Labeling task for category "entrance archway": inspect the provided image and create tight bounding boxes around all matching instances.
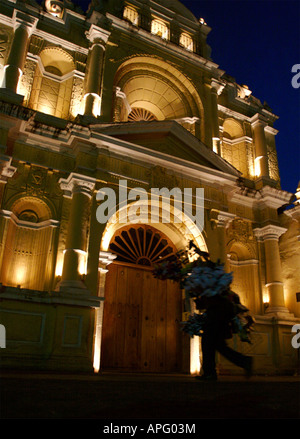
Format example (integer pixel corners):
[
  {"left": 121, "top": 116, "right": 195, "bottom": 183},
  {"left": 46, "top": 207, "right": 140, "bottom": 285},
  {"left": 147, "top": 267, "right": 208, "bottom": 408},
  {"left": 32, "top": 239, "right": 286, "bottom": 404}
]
[
  {"left": 94, "top": 199, "right": 208, "bottom": 374},
  {"left": 101, "top": 225, "right": 183, "bottom": 373}
]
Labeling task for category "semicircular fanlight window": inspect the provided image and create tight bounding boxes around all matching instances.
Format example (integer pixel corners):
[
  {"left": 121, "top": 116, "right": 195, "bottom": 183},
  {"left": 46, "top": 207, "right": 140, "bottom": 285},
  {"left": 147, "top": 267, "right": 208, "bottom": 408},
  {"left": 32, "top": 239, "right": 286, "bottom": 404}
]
[
  {"left": 128, "top": 108, "right": 157, "bottom": 122},
  {"left": 109, "top": 225, "right": 176, "bottom": 266}
]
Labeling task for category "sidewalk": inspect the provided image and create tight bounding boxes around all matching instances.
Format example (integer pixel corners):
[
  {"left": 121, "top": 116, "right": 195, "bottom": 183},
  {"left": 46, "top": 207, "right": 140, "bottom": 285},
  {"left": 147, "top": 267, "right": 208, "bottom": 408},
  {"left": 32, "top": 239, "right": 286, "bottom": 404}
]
[{"left": 1, "top": 370, "right": 300, "bottom": 420}]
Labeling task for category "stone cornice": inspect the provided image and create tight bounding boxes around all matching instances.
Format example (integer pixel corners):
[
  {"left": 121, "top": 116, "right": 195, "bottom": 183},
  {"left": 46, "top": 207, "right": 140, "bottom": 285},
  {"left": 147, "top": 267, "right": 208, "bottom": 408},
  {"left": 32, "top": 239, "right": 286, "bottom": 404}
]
[{"left": 256, "top": 185, "right": 293, "bottom": 210}]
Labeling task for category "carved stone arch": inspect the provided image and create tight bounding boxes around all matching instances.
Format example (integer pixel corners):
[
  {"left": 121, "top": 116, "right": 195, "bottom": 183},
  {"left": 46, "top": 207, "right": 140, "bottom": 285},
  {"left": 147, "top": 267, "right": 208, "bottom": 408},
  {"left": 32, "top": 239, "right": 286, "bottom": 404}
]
[
  {"left": 6, "top": 191, "right": 58, "bottom": 221},
  {"left": 8, "top": 195, "right": 54, "bottom": 222},
  {"left": 227, "top": 239, "right": 256, "bottom": 262}
]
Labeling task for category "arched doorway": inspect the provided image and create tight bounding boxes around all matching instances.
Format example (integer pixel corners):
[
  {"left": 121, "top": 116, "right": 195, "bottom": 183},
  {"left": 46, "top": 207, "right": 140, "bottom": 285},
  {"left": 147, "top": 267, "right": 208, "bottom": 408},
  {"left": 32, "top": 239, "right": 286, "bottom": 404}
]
[{"left": 100, "top": 224, "right": 184, "bottom": 373}]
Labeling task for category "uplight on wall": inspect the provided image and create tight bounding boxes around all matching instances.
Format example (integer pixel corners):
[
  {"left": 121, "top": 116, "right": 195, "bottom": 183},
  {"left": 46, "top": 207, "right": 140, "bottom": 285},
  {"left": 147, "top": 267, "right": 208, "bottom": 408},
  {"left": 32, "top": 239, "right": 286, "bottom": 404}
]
[
  {"left": 55, "top": 257, "right": 64, "bottom": 277},
  {"left": 263, "top": 291, "right": 270, "bottom": 305},
  {"left": 190, "top": 336, "right": 201, "bottom": 375},
  {"left": 84, "top": 93, "right": 101, "bottom": 118},
  {"left": 254, "top": 156, "right": 262, "bottom": 177},
  {"left": 15, "top": 266, "right": 26, "bottom": 288}
]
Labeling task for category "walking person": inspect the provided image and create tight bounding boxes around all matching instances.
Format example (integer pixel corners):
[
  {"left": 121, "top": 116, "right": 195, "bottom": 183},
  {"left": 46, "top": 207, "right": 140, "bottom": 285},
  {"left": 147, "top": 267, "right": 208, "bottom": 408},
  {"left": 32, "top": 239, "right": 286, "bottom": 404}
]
[{"left": 195, "top": 294, "right": 253, "bottom": 381}]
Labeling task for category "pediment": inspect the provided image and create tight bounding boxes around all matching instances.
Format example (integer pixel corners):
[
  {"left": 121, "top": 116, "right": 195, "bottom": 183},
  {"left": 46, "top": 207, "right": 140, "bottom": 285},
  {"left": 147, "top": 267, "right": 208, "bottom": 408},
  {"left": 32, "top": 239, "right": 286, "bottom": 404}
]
[{"left": 95, "top": 120, "right": 241, "bottom": 177}]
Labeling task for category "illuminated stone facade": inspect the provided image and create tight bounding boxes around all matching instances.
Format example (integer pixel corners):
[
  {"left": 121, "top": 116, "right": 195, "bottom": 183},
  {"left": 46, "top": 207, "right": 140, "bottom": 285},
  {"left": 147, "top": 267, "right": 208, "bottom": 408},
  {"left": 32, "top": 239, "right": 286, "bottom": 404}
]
[{"left": 0, "top": 0, "right": 299, "bottom": 374}]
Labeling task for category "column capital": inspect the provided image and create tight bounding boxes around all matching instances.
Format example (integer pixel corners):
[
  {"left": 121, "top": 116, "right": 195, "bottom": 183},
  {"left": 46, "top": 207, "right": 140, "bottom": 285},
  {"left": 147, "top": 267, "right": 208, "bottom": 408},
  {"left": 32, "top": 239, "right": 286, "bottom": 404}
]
[
  {"left": 0, "top": 156, "right": 17, "bottom": 183},
  {"left": 12, "top": 10, "right": 38, "bottom": 36},
  {"left": 85, "top": 24, "right": 111, "bottom": 46},
  {"left": 59, "top": 173, "right": 96, "bottom": 198},
  {"left": 250, "top": 113, "right": 268, "bottom": 129},
  {"left": 211, "top": 79, "right": 225, "bottom": 96},
  {"left": 217, "top": 211, "right": 236, "bottom": 228},
  {"left": 253, "top": 224, "right": 287, "bottom": 241}
]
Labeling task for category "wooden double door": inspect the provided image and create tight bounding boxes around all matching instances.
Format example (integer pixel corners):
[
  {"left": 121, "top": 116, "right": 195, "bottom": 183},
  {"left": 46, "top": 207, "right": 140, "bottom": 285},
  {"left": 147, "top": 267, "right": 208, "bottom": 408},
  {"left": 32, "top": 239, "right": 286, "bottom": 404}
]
[{"left": 101, "top": 263, "right": 183, "bottom": 373}]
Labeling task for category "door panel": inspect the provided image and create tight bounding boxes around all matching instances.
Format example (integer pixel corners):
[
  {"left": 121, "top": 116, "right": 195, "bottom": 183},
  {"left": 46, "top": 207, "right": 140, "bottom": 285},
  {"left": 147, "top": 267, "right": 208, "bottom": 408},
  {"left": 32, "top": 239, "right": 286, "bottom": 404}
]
[{"left": 101, "top": 263, "right": 182, "bottom": 372}]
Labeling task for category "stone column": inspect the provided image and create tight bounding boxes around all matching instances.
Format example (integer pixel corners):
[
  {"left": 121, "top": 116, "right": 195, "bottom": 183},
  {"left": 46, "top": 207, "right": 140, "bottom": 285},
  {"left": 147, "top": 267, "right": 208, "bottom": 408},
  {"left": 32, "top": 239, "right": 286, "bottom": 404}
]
[
  {"left": 93, "top": 251, "right": 116, "bottom": 372},
  {"left": 210, "top": 79, "right": 224, "bottom": 154},
  {"left": 85, "top": 194, "right": 107, "bottom": 296},
  {"left": 251, "top": 114, "right": 269, "bottom": 178},
  {"left": 2, "top": 12, "right": 37, "bottom": 98},
  {"left": 0, "top": 157, "right": 17, "bottom": 273},
  {"left": 59, "top": 173, "right": 96, "bottom": 292},
  {"left": 254, "top": 225, "right": 289, "bottom": 315},
  {"left": 84, "top": 25, "right": 110, "bottom": 117},
  {"left": 217, "top": 211, "right": 235, "bottom": 271}
]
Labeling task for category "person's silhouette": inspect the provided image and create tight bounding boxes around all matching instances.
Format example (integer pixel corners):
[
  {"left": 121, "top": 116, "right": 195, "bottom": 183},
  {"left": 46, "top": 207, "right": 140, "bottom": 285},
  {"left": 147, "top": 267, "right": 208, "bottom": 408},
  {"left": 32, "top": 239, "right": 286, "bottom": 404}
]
[{"left": 195, "top": 295, "right": 253, "bottom": 381}]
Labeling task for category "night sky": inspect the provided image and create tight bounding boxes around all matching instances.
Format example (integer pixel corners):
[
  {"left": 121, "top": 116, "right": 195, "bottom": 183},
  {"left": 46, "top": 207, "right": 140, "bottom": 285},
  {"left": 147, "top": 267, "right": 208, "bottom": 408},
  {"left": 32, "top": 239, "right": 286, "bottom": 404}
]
[{"left": 73, "top": 0, "right": 299, "bottom": 195}]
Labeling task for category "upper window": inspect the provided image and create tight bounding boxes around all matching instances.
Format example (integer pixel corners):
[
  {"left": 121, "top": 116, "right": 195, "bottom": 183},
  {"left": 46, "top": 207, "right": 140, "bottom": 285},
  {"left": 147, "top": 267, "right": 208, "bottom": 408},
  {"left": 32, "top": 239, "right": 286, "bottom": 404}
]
[
  {"left": 151, "top": 18, "right": 169, "bottom": 40},
  {"left": 180, "top": 33, "right": 194, "bottom": 52},
  {"left": 123, "top": 6, "right": 139, "bottom": 25}
]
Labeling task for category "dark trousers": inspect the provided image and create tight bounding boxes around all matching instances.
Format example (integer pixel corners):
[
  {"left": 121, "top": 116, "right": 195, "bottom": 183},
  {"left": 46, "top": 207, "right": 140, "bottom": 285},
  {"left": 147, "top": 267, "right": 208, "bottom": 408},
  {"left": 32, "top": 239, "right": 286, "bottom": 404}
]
[{"left": 201, "top": 331, "right": 249, "bottom": 376}]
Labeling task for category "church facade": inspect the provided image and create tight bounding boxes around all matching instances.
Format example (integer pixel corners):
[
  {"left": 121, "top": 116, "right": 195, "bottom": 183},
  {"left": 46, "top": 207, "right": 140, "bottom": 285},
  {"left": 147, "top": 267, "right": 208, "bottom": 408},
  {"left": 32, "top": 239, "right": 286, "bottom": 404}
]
[{"left": 0, "top": 0, "right": 299, "bottom": 375}]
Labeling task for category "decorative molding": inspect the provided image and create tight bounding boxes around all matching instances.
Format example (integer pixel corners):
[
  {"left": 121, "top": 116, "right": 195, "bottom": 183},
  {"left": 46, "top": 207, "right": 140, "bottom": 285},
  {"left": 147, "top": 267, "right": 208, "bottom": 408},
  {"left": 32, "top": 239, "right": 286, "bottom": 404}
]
[
  {"left": 222, "top": 135, "right": 253, "bottom": 145},
  {"left": 229, "top": 258, "right": 259, "bottom": 266},
  {"left": 99, "top": 251, "right": 117, "bottom": 267},
  {"left": 0, "top": 209, "right": 59, "bottom": 229}
]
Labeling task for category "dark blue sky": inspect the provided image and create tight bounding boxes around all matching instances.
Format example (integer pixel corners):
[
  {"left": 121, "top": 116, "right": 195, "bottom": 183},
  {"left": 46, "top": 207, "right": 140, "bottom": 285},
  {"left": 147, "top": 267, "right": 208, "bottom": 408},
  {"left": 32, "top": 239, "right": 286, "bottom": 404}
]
[
  {"left": 184, "top": 0, "right": 300, "bottom": 195},
  {"left": 74, "top": 0, "right": 300, "bottom": 195}
]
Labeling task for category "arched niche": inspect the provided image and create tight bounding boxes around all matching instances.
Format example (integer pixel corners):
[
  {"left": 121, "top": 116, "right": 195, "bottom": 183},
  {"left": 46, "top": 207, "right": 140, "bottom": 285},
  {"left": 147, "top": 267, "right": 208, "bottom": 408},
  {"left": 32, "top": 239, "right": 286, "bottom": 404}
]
[
  {"left": 28, "top": 47, "right": 75, "bottom": 119},
  {"left": 228, "top": 240, "right": 261, "bottom": 314},
  {"left": 221, "top": 118, "right": 251, "bottom": 178},
  {"left": 112, "top": 56, "right": 204, "bottom": 139},
  {"left": 0, "top": 196, "right": 58, "bottom": 291}
]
